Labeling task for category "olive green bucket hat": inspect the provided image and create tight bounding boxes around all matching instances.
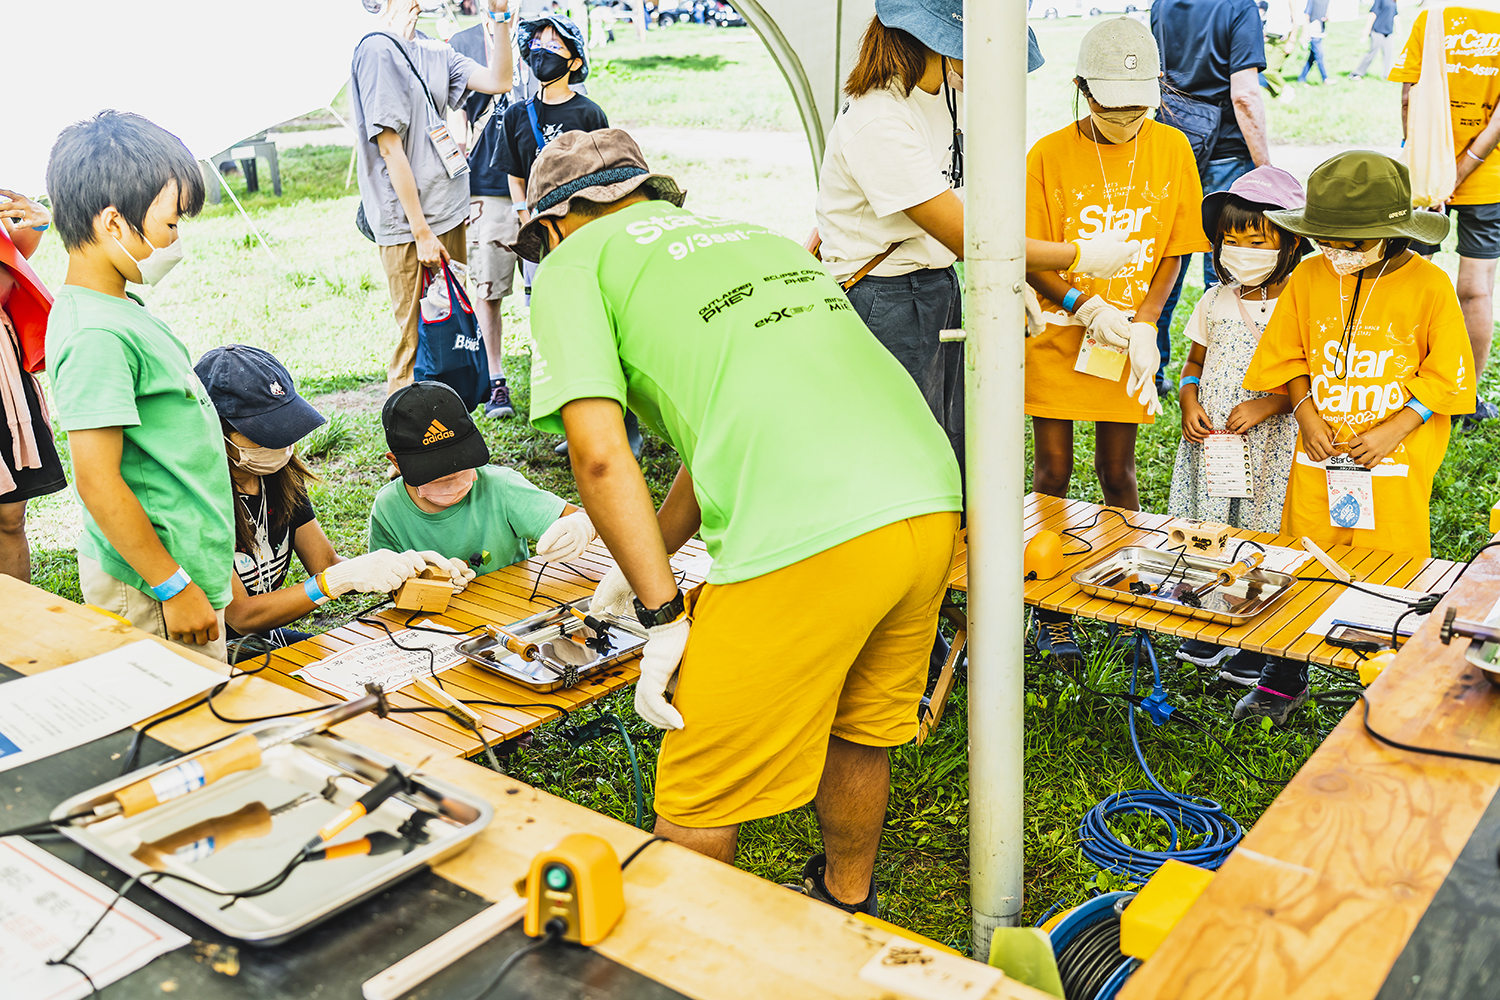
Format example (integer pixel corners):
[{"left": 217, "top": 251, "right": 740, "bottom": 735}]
[{"left": 1263, "top": 150, "right": 1450, "bottom": 245}]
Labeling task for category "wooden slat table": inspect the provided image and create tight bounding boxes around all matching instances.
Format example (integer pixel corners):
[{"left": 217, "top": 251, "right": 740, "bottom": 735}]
[
  {"left": 1118, "top": 542, "right": 1500, "bottom": 1000},
  {"left": 255, "top": 540, "right": 713, "bottom": 758},
  {"left": 0, "top": 577, "right": 1055, "bottom": 1000},
  {"left": 951, "top": 493, "right": 1461, "bottom": 671}
]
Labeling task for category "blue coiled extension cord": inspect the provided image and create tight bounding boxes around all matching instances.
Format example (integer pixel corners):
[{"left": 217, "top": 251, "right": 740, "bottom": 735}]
[{"left": 1077, "top": 633, "right": 1243, "bottom": 880}]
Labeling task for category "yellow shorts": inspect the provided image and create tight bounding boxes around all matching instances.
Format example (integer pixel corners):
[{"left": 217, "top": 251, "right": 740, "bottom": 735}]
[{"left": 653, "top": 511, "right": 960, "bottom": 829}]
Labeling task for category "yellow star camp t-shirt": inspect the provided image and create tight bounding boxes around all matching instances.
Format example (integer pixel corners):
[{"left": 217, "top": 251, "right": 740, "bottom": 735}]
[
  {"left": 1025, "top": 119, "right": 1211, "bottom": 424},
  {"left": 1243, "top": 254, "right": 1475, "bottom": 557},
  {"left": 1390, "top": 7, "right": 1500, "bottom": 205}
]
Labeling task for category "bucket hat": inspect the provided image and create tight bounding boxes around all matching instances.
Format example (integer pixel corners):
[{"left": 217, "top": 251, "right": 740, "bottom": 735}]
[
  {"left": 875, "top": 0, "right": 963, "bottom": 60},
  {"left": 195, "top": 345, "right": 325, "bottom": 450},
  {"left": 516, "top": 13, "right": 590, "bottom": 84},
  {"left": 1076, "top": 17, "right": 1161, "bottom": 110},
  {"left": 511, "top": 128, "right": 686, "bottom": 264},
  {"left": 1264, "top": 150, "right": 1450, "bottom": 244}
]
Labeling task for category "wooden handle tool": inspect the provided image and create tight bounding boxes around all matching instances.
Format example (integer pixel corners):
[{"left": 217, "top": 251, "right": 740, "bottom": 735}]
[
  {"left": 111, "top": 733, "right": 262, "bottom": 818},
  {"left": 486, "top": 624, "right": 540, "bottom": 661},
  {"left": 1215, "top": 550, "right": 1265, "bottom": 588},
  {"left": 131, "top": 800, "right": 273, "bottom": 870}
]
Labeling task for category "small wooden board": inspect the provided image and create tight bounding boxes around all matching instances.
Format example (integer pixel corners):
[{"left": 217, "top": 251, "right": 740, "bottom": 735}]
[{"left": 393, "top": 567, "right": 453, "bottom": 612}]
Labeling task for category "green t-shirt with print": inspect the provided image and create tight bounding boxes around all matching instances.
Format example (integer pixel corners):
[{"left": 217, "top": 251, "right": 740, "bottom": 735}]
[
  {"left": 46, "top": 285, "right": 235, "bottom": 607},
  {"left": 528, "top": 200, "right": 962, "bottom": 585},
  {"left": 368, "top": 464, "right": 567, "bottom": 573}
]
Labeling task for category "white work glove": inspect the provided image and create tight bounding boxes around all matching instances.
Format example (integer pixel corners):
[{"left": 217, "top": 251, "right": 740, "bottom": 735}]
[
  {"left": 634, "top": 617, "right": 688, "bottom": 730},
  {"left": 535, "top": 510, "right": 597, "bottom": 563},
  {"left": 416, "top": 551, "right": 477, "bottom": 595},
  {"left": 1123, "top": 321, "right": 1163, "bottom": 416},
  {"left": 1023, "top": 284, "right": 1046, "bottom": 338},
  {"left": 1069, "top": 231, "right": 1142, "bottom": 278},
  {"left": 323, "top": 549, "right": 427, "bottom": 596},
  {"left": 588, "top": 565, "right": 635, "bottom": 618},
  {"left": 1074, "top": 295, "right": 1133, "bottom": 348}
]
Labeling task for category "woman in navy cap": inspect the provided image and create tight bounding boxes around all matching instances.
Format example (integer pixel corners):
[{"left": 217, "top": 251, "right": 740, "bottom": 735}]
[{"left": 196, "top": 345, "right": 468, "bottom": 658}]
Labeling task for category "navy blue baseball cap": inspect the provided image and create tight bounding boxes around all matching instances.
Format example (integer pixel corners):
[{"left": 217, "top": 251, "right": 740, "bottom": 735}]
[{"left": 195, "top": 345, "right": 326, "bottom": 449}]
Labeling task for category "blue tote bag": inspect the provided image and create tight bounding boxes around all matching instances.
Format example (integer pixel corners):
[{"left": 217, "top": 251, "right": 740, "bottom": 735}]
[{"left": 414, "top": 261, "right": 489, "bottom": 411}]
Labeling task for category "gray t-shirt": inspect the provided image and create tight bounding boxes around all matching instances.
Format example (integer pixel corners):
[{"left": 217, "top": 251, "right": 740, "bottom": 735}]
[{"left": 351, "top": 31, "right": 480, "bottom": 246}]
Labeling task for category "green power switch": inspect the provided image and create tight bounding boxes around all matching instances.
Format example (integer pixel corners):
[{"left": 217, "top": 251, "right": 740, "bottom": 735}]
[{"left": 544, "top": 863, "right": 572, "bottom": 891}]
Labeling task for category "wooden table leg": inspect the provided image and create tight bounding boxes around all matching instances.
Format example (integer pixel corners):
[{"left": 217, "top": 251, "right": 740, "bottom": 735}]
[{"left": 917, "top": 604, "right": 969, "bottom": 745}]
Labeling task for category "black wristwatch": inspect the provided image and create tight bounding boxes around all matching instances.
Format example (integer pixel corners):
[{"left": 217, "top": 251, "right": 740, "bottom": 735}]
[{"left": 633, "top": 589, "right": 686, "bottom": 629}]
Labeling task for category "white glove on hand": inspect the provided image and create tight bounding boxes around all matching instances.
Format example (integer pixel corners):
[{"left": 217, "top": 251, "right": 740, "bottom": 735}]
[
  {"left": 634, "top": 616, "right": 688, "bottom": 730},
  {"left": 416, "top": 551, "right": 477, "bottom": 595},
  {"left": 535, "top": 510, "right": 597, "bottom": 563},
  {"left": 588, "top": 565, "right": 635, "bottom": 618},
  {"left": 1074, "top": 295, "right": 1133, "bottom": 348},
  {"left": 1024, "top": 284, "right": 1046, "bottom": 338},
  {"left": 323, "top": 549, "right": 427, "bottom": 596},
  {"left": 1124, "top": 321, "right": 1162, "bottom": 414},
  {"left": 1070, "top": 231, "right": 1142, "bottom": 278}
]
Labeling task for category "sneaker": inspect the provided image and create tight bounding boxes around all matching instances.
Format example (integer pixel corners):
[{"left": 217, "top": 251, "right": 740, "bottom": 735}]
[
  {"left": 1034, "top": 614, "right": 1082, "bottom": 660},
  {"left": 1175, "top": 639, "right": 1235, "bottom": 669},
  {"left": 1155, "top": 374, "right": 1173, "bottom": 397},
  {"left": 1218, "top": 650, "right": 1265, "bottom": 688},
  {"left": 1101, "top": 621, "right": 1142, "bottom": 660},
  {"left": 484, "top": 378, "right": 514, "bottom": 419},
  {"left": 1460, "top": 398, "right": 1498, "bottom": 431},
  {"left": 783, "top": 853, "right": 878, "bottom": 916},
  {"left": 1233, "top": 684, "right": 1310, "bottom": 725}
]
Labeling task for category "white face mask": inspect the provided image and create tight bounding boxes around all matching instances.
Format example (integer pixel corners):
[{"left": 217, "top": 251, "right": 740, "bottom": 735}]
[
  {"left": 1319, "top": 240, "right": 1386, "bottom": 276},
  {"left": 226, "top": 437, "right": 293, "bottom": 476},
  {"left": 1219, "top": 245, "right": 1281, "bottom": 286},
  {"left": 113, "top": 230, "right": 185, "bottom": 285}
]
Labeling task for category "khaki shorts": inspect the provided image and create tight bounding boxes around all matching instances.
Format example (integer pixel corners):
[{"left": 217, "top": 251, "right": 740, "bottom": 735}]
[
  {"left": 467, "top": 196, "right": 519, "bottom": 301},
  {"left": 378, "top": 224, "right": 468, "bottom": 394},
  {"left": 79, "top": 553, "right": 228, "bottom": 662},
  {"left": 653, "top": 511, "right": 960, "bottom": 829}
]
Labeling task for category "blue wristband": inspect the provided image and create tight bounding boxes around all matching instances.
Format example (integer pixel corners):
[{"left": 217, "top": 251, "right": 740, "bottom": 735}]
[
  {"left": 150, "top": 566, "right": 192, "bottom": 602},
  {"left": 485, "top": 9, "right": 512, "bottom": 21},
  {"left": 1062, "top": 288, "right": 1083, "bottom": 312},
  {"left": 1180, "top": 375, "right": 1200, "bottom": 388},
  {"left": 1405, "top": 399, "right": 1434, "bottom": 423},
  {"left": 30, "top": 223, "right": 48, "bottom": 232},
  {"left": 304, "top": 576, "right": 330, "bottom": 606}
]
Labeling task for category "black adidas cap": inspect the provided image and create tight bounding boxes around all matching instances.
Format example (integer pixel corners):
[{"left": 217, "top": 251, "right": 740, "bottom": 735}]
[{"left": 381, "top": 382, "right": 491, "bottom": 487}]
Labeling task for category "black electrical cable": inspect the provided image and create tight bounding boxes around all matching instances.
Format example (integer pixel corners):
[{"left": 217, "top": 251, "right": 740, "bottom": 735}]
[
  {"left": 1058, "top": 508, "right": 1171, "bottom": 558},
  {"left": 1056, "top": 913, "right": 1125, "bottom": 1000},
  {"left": 620, "top": 835, "right": 668, "bottom": 870},
  {"left": 1443, "top": 540, "right": 1500, "bottom": 591},
  {"left": 469, "top": 919, "right": 565, "bottom": 1000},
  {"left": 1357, "top": 690, "right": 1500, "bottom": 766},
  {"left": 1229, "top": 539, "right": 1267, "bottom": 562}
]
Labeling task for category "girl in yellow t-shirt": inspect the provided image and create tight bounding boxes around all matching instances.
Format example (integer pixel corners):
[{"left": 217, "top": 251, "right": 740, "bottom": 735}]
[
  {"left": 1025, "top": 17, "right": 1210, "bottom": 660},
  {"left": 1235, "top": 150, "right": 1475, "bottom": 726}
]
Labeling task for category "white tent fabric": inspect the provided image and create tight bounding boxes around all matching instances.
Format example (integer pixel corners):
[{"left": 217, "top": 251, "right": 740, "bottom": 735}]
[
  {"left": 735, "top": 0, "right": 875, "bottom": 165},
  {"left": 1, "top": 1, "right": 376, "bottom": 198}
]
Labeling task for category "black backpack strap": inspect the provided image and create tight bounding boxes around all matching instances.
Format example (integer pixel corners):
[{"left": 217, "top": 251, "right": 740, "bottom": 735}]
[{"left": 356, "top": 31, "right": 443, "bottom": 119}]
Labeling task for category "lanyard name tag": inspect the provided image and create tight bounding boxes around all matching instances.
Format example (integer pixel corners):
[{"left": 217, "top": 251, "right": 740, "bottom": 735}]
[
  {"left": 429, "top": 123, "right": 469, "bottom": 179},
  {"left": 1325, "top": 454, "right": 1375, "bottom": 529}
]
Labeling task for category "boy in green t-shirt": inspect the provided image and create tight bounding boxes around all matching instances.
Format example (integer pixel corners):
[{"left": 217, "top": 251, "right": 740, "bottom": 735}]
[
  {"left": 369, "top": 381, "right": 597, "bottom": 573},
  {"left": 43, "top": 111, "right": 233, "bottom": 660}
]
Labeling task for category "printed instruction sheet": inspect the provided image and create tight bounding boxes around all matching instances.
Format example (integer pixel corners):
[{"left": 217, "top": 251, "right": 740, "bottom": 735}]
[
  {"left": 1306, "top": 583, "right": 1429, "bottom": 637},
  {"left": 0, "top": 640, "right": 224, "bottom": 774},
  {"left": 292, "top": 623, "right": 464, "bottom": 700},
  {"left": 0, "top": 837, "right": 189, "bottom": 1000}
]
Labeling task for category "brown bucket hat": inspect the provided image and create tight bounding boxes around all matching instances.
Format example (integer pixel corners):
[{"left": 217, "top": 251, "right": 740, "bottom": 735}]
[{"left": 511, "top": 128, "right": 686, "bottom": 263}]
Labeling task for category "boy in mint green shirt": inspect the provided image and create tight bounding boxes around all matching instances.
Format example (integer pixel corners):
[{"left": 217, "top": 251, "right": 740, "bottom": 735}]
[
  {"left": 44, "top": 111, "right": 233, "bottom": 660},
  {"left": 370, "top": 381, "right": 597, "bottom": 573}
]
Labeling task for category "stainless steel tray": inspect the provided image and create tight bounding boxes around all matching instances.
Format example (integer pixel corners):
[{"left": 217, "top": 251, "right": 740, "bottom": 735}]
[
  {"left": 455, "top": 596, "right": 648, "bottom": 692},
  {"left": 51, "top": 729, "right": 491, "bottom": 944},
  {"left": 1070, "top": 546, "right": 1297, "bottom": 625}
]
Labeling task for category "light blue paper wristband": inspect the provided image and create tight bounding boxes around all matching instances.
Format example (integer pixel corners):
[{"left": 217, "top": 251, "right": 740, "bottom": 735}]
[
  {"left": 150, "top": 566, "right": 192, "bottom": 602},
  {"left": 1405, "top": 399, "right": 1434, "bottom": 423}
]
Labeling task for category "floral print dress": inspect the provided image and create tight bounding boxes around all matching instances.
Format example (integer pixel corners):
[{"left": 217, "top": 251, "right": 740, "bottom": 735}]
[{"left": 1168, "top": 285, "right": 1297, "bottom": 532}]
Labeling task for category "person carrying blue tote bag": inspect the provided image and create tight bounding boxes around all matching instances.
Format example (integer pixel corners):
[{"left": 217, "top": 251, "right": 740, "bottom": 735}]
[{"left": 414, "top": 261, "right": 489, "bottom": 411}]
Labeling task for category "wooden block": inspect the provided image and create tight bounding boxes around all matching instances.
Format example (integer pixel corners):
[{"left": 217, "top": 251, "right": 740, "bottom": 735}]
[
  {"left": 1165, "top": 518, "right": 1233, "bottom": 557},
  {"left": 393, "top": 569, "right": 452, "bottom": 612}
]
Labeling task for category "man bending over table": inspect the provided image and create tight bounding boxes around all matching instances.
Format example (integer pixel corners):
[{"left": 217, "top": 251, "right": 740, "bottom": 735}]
[{"left": 516, "top": 129, "right": 963, "bottom": 915}]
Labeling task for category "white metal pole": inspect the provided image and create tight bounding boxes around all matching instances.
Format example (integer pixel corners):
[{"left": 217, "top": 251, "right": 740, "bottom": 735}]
[{"left": 965, "top": 0, "right": 1028, "bottom": 961}]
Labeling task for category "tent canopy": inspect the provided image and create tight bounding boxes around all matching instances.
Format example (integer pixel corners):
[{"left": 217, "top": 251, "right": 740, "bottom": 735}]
[{"left": 2, "top": 1, "right": 374, "bottom": 198}]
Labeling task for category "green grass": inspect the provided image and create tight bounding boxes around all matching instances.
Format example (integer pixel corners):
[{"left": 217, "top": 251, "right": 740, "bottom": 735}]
[{"left": 20, "top": 16, "right": 1500, "bottom": 956}]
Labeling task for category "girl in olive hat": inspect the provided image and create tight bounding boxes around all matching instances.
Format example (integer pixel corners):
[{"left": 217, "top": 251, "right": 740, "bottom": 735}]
[{"left": 1238, "top": 150, "right": 1474, "bottom": 723}]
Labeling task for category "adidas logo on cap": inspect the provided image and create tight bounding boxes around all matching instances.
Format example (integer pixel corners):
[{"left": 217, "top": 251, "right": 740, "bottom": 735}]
[{"left": 422, "top": 419, "right": 454, "bottom": 445}]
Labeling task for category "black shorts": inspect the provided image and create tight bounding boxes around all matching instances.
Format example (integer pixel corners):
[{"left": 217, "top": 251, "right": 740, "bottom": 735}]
[{"left": 1413, "top": 202, "right": 1500, "bottom": 259}]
